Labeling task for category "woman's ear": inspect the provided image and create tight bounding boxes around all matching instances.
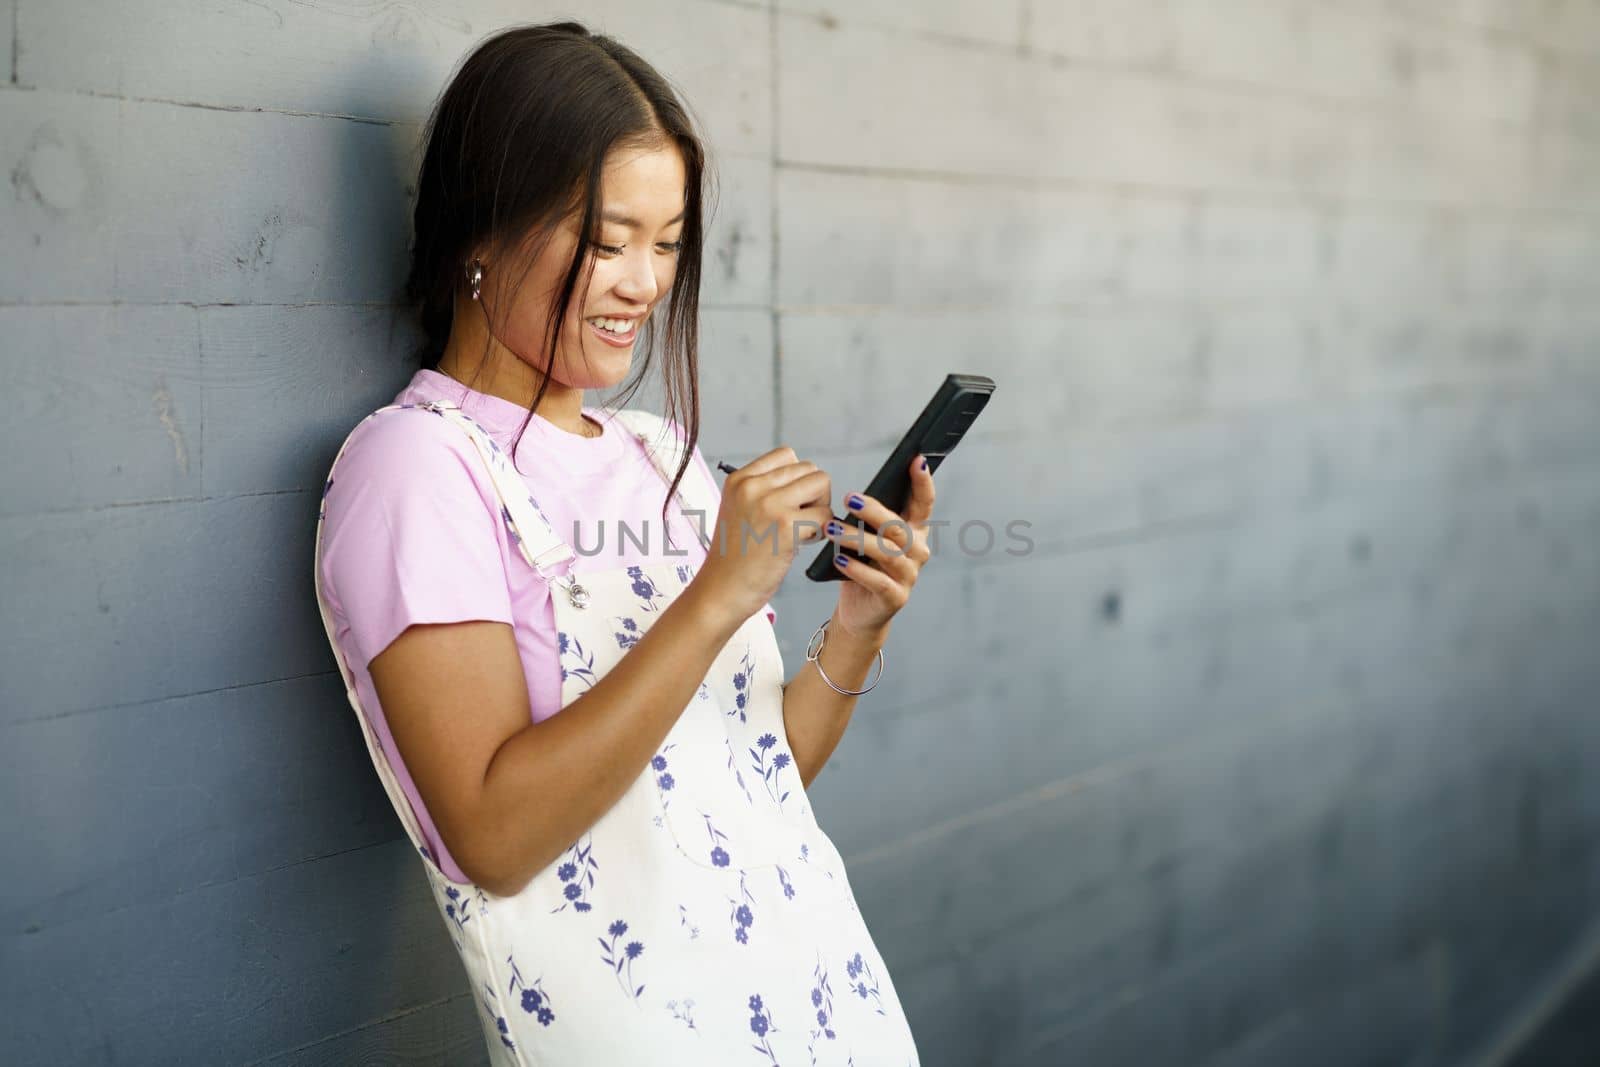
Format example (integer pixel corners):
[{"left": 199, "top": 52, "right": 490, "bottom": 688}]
[{"left": 464, "top": 241, "right": 491, "bottom": 271}]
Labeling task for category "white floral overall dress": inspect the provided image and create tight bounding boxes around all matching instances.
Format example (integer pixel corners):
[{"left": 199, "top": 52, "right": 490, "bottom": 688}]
[{"left": 312, "top": 398, "right": 920, "bottom": 1066}]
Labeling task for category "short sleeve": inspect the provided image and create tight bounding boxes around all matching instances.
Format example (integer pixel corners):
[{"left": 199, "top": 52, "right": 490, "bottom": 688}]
[
  {"left": 674, "top": 418, "right": 777, "bottom": 627},
  {"left": 318, "top": 410, "right": 516, "bottom": 670}
]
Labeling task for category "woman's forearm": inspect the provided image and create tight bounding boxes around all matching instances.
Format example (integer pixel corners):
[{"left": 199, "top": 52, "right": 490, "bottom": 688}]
[
  {"left": 471, "top": 582, "right": 746, "bottom": 896},
  {"left": 781, "top": 612, "right": 890, "bottom": 789}
]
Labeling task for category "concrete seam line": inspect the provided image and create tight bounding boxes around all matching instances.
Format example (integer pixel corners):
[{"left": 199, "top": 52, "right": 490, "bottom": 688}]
[{"left": 1469, "top": 912, "right": 1600, "bottom": 1067}]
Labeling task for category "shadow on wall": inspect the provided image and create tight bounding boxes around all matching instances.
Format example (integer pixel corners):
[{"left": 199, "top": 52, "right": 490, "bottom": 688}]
[{"left": 298, "top": 47, "right": 455, "bottom": 1036}]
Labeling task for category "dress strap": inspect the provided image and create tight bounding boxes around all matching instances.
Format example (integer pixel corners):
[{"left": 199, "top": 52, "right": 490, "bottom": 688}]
[
  {"left": 611, "top": 407, "right": 717, "bottom": 552},
  {"left": 411, "top": 399, "right": 577, "bottom": 577},
  {"left": 312, "top": 402, "right": 447, "bottom": 856},
  {"left": 421, "top": 400, "right": 717, "bottom": 603}
]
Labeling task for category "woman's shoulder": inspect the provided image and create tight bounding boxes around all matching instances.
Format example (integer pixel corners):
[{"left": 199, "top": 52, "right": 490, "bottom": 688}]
[
  {"left": 610, "top": 406, "right": 681, "bottom": 449},
  {"left": 345, "top": 402, "right": 482, "bottom": 463},
  {"left": 324, "top": 403, "right": 495, "bottom": 512},
  {"left": 613, "top": 408, "right": 711, "bottom": 468},
  {"left": 317, "top": 402, "right": 509, "bottom": 595}
]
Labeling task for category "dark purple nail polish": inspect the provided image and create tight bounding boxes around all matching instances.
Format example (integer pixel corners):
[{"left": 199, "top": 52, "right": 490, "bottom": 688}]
[
  {"left": 835, "top": 554, "right": 849, "bottom": 567},
  {"left": 826, "top": 520, "right": 842, "bottom": 536},
  {"left": 847, "top": 494, "right": 864, "bottom": 511},
  {"left": 920, "top": 457, "right": 929, "bottom": 471}
]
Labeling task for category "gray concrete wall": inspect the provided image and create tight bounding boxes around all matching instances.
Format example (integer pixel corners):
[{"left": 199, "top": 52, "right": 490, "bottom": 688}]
[{"left": 2, "top": 1, "right": 1597, "bottom": 1063}]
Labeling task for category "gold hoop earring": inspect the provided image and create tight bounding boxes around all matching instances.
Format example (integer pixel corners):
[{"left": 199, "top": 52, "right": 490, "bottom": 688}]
[{"left": 466, "top": 259, "right": 484, "bottom": 302}]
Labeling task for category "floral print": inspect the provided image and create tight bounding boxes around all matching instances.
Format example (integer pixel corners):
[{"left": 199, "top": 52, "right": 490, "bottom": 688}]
[
  {"left": 751, "top": 732, "right": 793, "bottom": 809},
  {"left": 678, "top": 903, "right": 701, "bottom": 941},
  {"left": 748, "top": 994, "right": 780, "bottom": 1064},
  {"left": 725, "top": 735, "right": 755, "bottom": 806},
  {"left": 440, "top": 884, "right": 488, "bottom": 950},
  {"left": 500, "top": 502, "right": 523, "bottom": 549},
  {"left": 552, "top": 833, "right": 598, "bottom": 915},
  {"left": 600, "top": 919, "right": 647, "bottom": 1002},
  {"left": 797, "top": 840, "right": 838, "bottom": 885},
  {"left": 612, "top": 614, "right": 642, "bottom": 650},
  {"left": 443, "top": 885, "right": 472, "bottom": 936},
  {"left": 627, "top": 564, "right": 667, "bottom": 611},
  {"left": 483, "top": 982, "right": 516, "bottom": 1054},
  {"left": 730, "top": 646, "right": 756, "bottom": 723},
  {"left": 845, "top": 952, "right": 886, "bottom": 1015},
  {"left": 557, "top": 630, "right": 598, "bottom": 689},
  {"left": 727, "top": 871, "right": 758, "bottom": 946},
  {"left": 667, "top": 997, "right": 698, "bottom": 1031},
  {"left": 653, "top": 744, "right": 679, "bottom": 809},
  {"left": 808, "top": 956, "right": 838, "bottom": 1063},
  {"left": 507, "top": 954, "right": 555, "bottom": 1027},
  {"left": 703, "top": 812, "right": 732, "bottom": 868}
]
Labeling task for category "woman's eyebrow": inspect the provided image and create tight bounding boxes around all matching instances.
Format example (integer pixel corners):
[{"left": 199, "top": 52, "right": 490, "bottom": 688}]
[{"left": 601, "top": 209, "right": 686, "bottom": 228}]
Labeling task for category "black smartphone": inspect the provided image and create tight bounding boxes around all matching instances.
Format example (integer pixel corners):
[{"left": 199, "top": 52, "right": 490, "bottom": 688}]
[{"left": 805, "top": 373, "right": 996, "bottom": 583}]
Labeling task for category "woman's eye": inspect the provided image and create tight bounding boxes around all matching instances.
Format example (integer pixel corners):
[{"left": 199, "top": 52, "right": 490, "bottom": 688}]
[{"left": 591, "top": 239, "right": 681, "bottom": 256}]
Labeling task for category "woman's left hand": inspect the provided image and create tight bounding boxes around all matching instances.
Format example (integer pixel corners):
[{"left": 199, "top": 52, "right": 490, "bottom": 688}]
[{"left": 824, "top": 454, "right": 936, "bottom": 636}]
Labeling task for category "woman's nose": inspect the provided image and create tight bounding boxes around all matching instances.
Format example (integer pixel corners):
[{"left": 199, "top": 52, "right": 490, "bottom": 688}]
[{"left": 615, "top": 250, "right": 660, "bottom": 304}]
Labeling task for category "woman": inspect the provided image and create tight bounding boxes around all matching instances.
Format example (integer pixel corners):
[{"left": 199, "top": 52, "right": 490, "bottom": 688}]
[{"left": 313, "top": 21, "right": 931, "bottom": 1065}]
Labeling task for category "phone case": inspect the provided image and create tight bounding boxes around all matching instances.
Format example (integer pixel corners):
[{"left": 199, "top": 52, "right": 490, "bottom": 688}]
[{"left": 805, "top": 373, "right": 996, "bottom": 583}]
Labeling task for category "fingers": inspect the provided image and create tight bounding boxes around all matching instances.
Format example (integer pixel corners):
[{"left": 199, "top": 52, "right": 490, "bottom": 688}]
[
  {"left": 720, "top": 450, "right": 939, "bottom": 564},
  {"left": 735, "top": 469, "right": 830, "bottom": 534},
  {"left": 902, "top": 453, "right": 937, "bottom": 526},
  {"left": 830, "top": 545, "right": 909, "bottom": 609},
  {"left": 825, "top": 517, "right": 923, "bottom": 580},
  {"left": 835, "top": 477, "right": 935, "bottom": 558},
  {"left": 793, "top": 503, "right": 834, "bottom": 546},
  {"left": 823, "top": 458, "right": 938, "bottom": 619},
  {"left": 722, "top": 463, "right": 833, "bottom": 549},
  {"left": 729, "top": 452, "right": 829, "bottom": 505},
  {"left": 730, "top": 445, "right": 800, "bottom": 478},
  {"left": 769, "top": 466, "right": 832, "bottom": 508}
]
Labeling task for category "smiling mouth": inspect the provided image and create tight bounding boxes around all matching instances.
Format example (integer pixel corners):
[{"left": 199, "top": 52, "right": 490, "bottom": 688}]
[{"left": 586, "top": 315, "right": 642, "bottom": 341}]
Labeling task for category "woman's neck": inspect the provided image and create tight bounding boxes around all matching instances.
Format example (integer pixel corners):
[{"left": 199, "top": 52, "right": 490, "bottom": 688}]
[{"left": 437, "top": 317, "right": 597, "bottom": 438}]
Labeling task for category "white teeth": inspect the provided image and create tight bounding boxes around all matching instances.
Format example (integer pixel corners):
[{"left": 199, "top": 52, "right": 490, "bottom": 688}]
[{"left": 588, "top": 316, "right": 635, "bottom": 335}]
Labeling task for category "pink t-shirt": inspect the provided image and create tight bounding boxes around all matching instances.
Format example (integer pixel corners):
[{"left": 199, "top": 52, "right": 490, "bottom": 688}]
[{"left": 317, "top": 368, "right": 774, "bottom": 884}]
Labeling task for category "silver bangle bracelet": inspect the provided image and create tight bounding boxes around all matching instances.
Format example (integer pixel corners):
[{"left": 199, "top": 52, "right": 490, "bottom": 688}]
[{"left": 804, "top": 617, "right": 885, "bottom": 696}]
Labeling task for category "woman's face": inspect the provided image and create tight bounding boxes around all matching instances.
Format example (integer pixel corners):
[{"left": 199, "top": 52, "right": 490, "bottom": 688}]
[{"left": 485, "top": 142, "right": 687, "bottom": 392}]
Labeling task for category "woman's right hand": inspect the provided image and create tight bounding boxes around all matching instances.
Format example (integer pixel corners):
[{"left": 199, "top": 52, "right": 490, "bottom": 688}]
[{"left": 692, "top": 447, "right": 833, "bottom": 622}]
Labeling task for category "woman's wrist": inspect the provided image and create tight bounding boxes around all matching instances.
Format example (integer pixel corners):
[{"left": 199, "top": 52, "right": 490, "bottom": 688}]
[
  {"left": 676, "top": 574, "right": 765, "bottom": 640},
  {"left": 807, "top": 612, "right": 888, "bottom": 696},
  {"left": 829, "top": 608, "right": 891, "bottom": 647}
]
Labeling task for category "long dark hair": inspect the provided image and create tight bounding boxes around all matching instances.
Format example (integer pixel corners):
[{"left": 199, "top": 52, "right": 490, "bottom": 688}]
[{"left": 404, "top": 20, "right": 711, "bottom": 538}]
